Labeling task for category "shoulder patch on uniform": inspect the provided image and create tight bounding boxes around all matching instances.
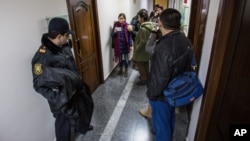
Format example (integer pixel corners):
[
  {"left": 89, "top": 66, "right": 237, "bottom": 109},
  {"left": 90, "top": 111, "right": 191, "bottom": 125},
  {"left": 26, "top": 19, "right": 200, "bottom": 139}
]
[
  {"left": 39, "top": 46, "right": 46, "bottom": 53},
  {"left": 34, "top": 63, "right": 43, "bottom": 75}
]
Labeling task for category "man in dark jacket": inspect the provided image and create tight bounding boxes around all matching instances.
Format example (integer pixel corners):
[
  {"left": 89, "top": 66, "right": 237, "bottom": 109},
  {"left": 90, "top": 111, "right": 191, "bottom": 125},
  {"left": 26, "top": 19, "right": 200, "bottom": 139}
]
[
  {"left": 31, "top": 18, "right": 93, "bottom": 141},
  {"left": 146, "top": 9, "right": 193, "bottom": 141}
]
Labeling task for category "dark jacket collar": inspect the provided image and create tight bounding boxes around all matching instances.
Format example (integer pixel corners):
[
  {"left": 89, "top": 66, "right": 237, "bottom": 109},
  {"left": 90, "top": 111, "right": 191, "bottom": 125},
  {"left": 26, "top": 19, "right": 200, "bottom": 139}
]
[
  {"left": 159, "top": 30, "right": 181, "bottom": 41},
  {"left": 155, "top": 30, "right": 183, "bottom": 52},
  {"left": 41, "top": 33, "right": 61, "bottom": 54}
]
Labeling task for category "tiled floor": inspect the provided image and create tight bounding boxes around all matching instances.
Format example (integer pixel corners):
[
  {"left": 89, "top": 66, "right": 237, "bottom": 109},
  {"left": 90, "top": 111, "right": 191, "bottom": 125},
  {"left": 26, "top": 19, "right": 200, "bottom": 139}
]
[{"left": 72, "top": 65, "right": 189, "bottom": 141}]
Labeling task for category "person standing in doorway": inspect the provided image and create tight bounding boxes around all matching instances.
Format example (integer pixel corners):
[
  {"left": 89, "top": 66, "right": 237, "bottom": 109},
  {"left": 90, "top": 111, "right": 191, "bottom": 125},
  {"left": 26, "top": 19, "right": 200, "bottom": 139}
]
[
  {"left": 147, "top": 9, "right": 193, "bottom": 141},
  {"left": 150, "top": 6, "right": 164, "bottom": 23},
  {"left": 149, "top": 4, "right": 160, "bottom": 20},
  {"left": 111, "top": 13, "right": 133, "bottom": 77},
  {"left": 31, "top": 18, "right": 94, "bottom": 141}
]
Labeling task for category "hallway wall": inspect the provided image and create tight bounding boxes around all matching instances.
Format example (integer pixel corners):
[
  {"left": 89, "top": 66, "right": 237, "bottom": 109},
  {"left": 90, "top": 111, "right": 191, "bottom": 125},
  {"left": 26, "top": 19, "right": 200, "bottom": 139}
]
[{"left": 0, "top": 1, "right": 68, "bottom": 141}]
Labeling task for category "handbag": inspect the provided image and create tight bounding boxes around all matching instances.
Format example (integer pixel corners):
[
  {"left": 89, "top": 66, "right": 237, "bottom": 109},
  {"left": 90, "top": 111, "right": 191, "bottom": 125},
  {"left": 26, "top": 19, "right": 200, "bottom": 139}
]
[{"left": 163, "top": 49, "right": 204, "bottom": 107}]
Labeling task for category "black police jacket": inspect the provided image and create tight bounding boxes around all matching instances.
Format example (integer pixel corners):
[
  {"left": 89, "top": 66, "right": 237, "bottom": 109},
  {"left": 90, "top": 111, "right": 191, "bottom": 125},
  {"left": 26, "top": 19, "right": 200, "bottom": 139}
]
[
  {"left": 31, "top": 34, "right": 94, "bottom": 134},
  {"left": 147, "top": 30, "right": 193, "bottom": 101}
]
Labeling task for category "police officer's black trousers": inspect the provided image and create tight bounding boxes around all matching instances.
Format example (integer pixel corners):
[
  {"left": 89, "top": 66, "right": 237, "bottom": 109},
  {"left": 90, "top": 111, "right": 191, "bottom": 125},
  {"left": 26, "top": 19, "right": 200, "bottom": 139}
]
[{"left": 55, "top": 113, "right": 71, "bottom": 141}]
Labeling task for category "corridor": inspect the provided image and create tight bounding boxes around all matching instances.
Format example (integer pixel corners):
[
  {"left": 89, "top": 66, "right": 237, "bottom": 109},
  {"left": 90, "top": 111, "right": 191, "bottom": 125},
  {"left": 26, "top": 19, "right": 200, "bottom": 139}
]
[{"left": 73, "top": 65, "right": 189, "bottom": 141}]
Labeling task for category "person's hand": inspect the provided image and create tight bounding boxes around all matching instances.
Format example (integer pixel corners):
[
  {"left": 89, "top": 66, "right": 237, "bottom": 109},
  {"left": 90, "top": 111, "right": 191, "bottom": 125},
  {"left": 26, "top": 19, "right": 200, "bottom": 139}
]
[
  {"left": 152, "top": 23, "right": 159, "bottom": 32},
  {"left": 152, "top": 27, "right": 158, "bottom": 32},
  {"left": 128, "top": 25, "right": 133, "bottom": 31},
  {"left": 129, "top": 46, "right": 133, "bottom": 52}
]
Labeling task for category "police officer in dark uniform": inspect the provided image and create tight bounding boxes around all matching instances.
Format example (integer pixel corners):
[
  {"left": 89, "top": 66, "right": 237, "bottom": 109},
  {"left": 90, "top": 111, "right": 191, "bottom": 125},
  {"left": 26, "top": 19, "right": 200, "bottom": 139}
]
[{"left": 31, "top": 18, "right": 94, "bottom": 141}]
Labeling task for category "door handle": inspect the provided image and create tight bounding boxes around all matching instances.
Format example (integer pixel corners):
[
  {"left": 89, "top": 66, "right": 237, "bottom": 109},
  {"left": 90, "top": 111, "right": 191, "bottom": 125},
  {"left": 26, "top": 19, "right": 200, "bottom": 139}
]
[{"left": 75, "top": 38, "right": 82, "bottom": 58}]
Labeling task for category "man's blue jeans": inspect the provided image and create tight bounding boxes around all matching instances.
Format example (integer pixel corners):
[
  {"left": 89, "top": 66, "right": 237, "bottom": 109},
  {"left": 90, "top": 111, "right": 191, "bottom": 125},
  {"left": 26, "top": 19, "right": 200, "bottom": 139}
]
[{"left": 150, "top": 100, "right": 175, "bottom": 141}]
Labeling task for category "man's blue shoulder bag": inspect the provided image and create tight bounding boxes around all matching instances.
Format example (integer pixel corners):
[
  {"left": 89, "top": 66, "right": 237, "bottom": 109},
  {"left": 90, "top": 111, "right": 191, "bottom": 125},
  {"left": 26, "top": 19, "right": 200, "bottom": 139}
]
[{"left": 163, "top": 47, "right": 204, "bottom": 107}]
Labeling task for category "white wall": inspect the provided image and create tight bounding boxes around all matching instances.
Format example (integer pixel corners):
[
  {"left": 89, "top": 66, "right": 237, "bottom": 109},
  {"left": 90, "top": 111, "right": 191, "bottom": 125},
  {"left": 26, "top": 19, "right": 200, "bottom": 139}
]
[
  {"left": 97, "top": 0, "right": 150, "bottom": 79},
  {"left": 0, "top": 1, "right": 151, "bottom": 141},
  {"left": 0, "top": 1, "right": 68, "bottom": 141},
  {"left": 187, "top": 0, "right": 220, "bottom": 140}
]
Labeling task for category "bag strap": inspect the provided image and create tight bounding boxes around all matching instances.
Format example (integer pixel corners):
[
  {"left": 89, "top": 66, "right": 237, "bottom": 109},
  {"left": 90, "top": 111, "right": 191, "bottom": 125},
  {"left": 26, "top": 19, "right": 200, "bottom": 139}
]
[
  {"left": 172, "top": 37, "right": 197, "bottom": 71},
  {"left": 191, "top": 52, "right": 197, "bottom": 70},
  {"left": 172, "top": 46, "right": 192, "bottom": 65}
]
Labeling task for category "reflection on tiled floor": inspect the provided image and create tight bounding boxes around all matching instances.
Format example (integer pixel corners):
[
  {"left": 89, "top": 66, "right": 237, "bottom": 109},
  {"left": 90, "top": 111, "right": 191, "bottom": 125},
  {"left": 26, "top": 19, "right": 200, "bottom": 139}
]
[{"left": 73, "top": 66, "right": 188, "bottom": 141}]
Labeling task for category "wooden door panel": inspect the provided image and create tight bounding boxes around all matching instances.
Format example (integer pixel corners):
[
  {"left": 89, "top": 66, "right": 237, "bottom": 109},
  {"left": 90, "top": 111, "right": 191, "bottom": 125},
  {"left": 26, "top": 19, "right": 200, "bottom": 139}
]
[
  {"left": 216, "top": 2, "right": 250, "bottom": 139},
  {"left": 81, "top": 60, "right": 99, "bottom": 90},
  {"left": 196, "top": 0, "right": 250, "bottom": 140},
  {"left": 67, "top": 0, "right": 103, "bottom": 93},
  {"left": 73, "top": 2, "right": 96, "bottom": 59}
]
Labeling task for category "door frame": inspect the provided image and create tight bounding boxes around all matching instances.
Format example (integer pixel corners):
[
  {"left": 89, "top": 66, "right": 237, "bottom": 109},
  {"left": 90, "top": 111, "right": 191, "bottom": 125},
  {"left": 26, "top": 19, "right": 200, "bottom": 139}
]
[
  {"left": 180, "top": 0, "right": 209, "bottom": 123},
  {"left": 66, "top": 0, "right": 104, "bottom": 88},
  {"left": 188, "top": 0, "right": 210, "bottom": 68},
  {"left": 195, "top": 0, "right": 245, "bottom": 140}
]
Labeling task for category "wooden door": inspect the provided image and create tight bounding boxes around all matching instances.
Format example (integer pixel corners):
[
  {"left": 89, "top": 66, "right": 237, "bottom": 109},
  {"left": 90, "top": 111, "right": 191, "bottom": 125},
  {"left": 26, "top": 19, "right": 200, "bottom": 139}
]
[
  {"left": 154, "top": 0, "right": 168, "bottom": 9},
  {"left": 196, "top": 0, "right": 250, "bottom": 140},
  {"left": 66, "top": 0, "right": 103, "bottom": 93}
]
